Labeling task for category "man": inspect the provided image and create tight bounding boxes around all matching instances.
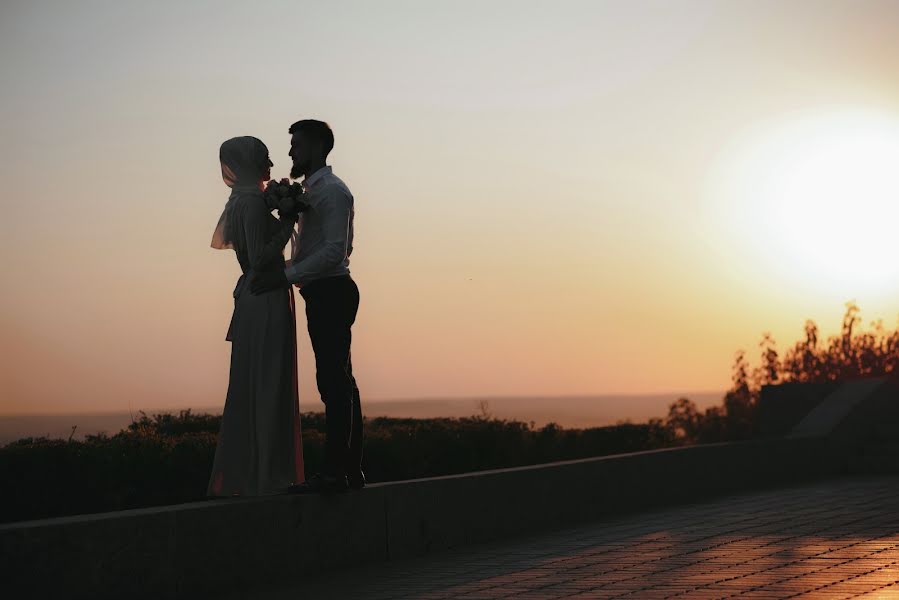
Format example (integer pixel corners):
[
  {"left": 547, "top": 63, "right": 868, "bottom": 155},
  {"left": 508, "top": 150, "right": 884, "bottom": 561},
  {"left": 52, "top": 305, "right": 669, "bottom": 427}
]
[{"left": 250, "top": 119, "right": 363, "bottom": 494}]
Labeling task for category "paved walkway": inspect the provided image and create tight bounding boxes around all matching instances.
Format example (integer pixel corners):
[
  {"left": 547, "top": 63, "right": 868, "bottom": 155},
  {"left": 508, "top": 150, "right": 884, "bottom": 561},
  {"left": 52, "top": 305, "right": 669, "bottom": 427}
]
[{"left": 270, "top": 475, "right": 899, "bottom": 599}]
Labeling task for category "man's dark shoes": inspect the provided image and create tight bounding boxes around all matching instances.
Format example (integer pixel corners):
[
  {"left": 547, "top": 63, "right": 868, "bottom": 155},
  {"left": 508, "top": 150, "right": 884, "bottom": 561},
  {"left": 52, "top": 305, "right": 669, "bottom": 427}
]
[
  {"left": 347, "top": 470, "right": 366, "bottom": 490},
  {"left": 288, "top": 472, "right": 348, "bottom": 494}
]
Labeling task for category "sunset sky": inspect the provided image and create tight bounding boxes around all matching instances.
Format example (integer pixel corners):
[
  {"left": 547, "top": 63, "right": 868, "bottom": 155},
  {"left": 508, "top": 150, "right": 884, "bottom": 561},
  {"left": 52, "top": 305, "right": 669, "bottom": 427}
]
[{"left": 1, "top": 0, "right": 898, "bottom": 416}]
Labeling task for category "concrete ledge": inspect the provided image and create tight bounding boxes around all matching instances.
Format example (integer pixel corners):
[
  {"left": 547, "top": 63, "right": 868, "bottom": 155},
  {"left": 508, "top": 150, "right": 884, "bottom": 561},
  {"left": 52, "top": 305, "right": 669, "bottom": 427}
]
[
  {"left": 791, "top": 377, "right": 891, "bottom": 438},
  {"left": 756, "top": 381, "right": 840, "bottom": 437},
  {"left": 0, "top": 436, "right": 844, "bottom": 599}
]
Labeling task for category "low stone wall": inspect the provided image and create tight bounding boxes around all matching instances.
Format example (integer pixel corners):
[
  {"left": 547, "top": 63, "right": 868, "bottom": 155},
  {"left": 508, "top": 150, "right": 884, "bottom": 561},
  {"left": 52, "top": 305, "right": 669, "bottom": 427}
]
[
  {"left": 756, "top": 381, "right": 840, "bottom": 437},
  {"left": 0, "top": 436, "right": 842, "bottom": 600}
]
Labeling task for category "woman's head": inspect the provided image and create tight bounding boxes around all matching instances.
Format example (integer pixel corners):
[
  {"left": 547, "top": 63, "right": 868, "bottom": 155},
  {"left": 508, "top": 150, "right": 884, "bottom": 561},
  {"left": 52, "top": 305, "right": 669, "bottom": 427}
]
[
  {"left": 219, "top": 136, "right": 273, "bottom": 189},
  {"left": 211, "top": 136, "right": 273, "bottom": 250}
]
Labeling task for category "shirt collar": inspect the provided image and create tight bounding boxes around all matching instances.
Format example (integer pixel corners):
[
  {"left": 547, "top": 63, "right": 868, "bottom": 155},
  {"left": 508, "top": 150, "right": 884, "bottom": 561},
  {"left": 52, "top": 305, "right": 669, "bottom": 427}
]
[{"left": 302, "top": 165, "right": 332, "bottom": 191}]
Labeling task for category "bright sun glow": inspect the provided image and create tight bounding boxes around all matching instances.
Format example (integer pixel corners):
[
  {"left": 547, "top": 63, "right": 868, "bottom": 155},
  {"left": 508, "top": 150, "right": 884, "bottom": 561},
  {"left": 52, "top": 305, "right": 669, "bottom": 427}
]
[{"left": 712, "top": 109, "right": 899, "bottom": 297}]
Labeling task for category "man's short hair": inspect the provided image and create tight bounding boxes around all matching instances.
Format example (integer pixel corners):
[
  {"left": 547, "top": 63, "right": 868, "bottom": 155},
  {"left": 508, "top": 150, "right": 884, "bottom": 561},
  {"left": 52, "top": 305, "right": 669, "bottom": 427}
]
[{"left": 288, "top": 119, "right": 334, "bottom": 158}]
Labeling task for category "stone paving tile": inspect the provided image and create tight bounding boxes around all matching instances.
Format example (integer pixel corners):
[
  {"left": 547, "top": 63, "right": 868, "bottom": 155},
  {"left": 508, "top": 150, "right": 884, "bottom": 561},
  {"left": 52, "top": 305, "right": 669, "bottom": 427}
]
[
  {"left": 856, "top": 583, "right": 899, "bottom": 597},
  {"left": 253, "top": 475, "right": 899, "bottom": 599}
]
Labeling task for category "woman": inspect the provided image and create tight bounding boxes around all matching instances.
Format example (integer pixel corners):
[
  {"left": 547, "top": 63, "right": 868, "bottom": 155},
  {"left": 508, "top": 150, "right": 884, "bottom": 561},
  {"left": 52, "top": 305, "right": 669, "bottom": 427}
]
[{"left": 206, "top": 136, "right": 305, "bottom": 496}]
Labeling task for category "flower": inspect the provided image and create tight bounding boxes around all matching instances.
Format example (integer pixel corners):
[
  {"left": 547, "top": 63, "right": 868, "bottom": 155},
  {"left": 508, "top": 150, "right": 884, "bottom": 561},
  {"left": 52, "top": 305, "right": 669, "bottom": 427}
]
[{"left": 263, "top": 178, "right": 309, "bottom": 215}]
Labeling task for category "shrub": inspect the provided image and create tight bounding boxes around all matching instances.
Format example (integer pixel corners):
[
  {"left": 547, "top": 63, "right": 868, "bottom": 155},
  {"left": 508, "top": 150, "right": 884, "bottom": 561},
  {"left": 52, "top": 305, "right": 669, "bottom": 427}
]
[{"left": 0, "top": 412, "right": 676, "bottom": 523}]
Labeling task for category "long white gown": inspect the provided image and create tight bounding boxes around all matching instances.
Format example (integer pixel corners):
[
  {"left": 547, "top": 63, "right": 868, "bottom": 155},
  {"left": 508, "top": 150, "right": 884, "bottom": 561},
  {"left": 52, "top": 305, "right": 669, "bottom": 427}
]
[{"left": 206, "top": 191, "right": 305, "bottom": 496}]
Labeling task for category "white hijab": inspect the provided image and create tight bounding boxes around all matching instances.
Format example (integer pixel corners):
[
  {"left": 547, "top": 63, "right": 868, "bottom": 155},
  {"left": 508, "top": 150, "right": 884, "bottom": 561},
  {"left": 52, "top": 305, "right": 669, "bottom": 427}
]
[{"left": 211, "top": 136, "right": 271, "bottom": 250}]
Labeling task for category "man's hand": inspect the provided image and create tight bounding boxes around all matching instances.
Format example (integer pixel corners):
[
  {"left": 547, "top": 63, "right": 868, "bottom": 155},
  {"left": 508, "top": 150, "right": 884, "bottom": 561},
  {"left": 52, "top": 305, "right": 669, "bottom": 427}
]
[{"left": 249, "top": 270, "right": 289, "bottom": 294}]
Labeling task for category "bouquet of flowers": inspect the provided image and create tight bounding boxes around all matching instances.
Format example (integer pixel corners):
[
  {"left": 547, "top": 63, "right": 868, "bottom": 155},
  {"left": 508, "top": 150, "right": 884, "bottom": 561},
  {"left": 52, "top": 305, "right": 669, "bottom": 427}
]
[{"left": 263, "top": 178, "right": 308, "bottom": 217}]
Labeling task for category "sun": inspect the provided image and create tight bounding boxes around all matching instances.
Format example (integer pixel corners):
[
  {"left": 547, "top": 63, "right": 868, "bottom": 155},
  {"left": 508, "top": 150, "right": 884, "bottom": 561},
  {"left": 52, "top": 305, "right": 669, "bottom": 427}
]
[{"left": 710, "top": 108, "right": 899, "bottom": 297}]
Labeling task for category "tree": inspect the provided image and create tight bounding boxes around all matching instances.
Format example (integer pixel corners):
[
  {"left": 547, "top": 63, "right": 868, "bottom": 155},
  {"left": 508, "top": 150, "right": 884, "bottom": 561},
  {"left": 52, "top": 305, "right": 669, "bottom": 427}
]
[{"left": 666, "top": 397, "right": 701, "bottom": 443}]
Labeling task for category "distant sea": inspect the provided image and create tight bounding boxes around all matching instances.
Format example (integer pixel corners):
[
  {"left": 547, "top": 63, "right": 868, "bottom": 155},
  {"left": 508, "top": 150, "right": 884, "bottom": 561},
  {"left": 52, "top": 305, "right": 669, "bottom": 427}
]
[{"left": 0, "top": 391, "right": 724, "bottom": 445}]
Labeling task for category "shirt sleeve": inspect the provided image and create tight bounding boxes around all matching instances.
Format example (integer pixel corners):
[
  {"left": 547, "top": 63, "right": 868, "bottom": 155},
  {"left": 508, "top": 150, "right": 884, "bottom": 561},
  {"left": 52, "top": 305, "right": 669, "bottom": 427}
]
[
  {"left": 284, "top": 184, "right": 352, "bottom": 285},
  {"left": 243, "top": 201, "right": 296, "bottom": 272}
]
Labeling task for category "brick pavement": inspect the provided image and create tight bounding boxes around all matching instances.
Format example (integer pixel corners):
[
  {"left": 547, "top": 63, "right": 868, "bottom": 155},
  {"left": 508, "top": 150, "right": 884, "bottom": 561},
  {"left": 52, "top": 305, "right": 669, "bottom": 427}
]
[{"left": 261, "top": 475, "right": 899, "bottom": 599}]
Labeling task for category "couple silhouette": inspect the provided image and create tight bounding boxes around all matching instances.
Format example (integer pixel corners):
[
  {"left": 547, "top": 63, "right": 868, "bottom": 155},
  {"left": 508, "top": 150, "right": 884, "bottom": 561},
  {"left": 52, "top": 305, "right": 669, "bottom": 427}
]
[{"left": 207, "top": 119, "right": 363, "bottom": 496}]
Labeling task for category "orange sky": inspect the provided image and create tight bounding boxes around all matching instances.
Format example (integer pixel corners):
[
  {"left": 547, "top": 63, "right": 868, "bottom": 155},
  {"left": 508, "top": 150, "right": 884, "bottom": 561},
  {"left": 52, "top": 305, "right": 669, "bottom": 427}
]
[{"left": 1, "top": 1, "right": 898, "bottom": 416}]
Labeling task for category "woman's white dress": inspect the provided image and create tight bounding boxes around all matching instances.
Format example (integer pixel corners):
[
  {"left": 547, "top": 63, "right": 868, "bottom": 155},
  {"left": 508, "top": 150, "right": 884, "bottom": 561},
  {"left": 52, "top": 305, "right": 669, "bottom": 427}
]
[{"left": 207, "top": 192, "right": 305, "bottom": 496}]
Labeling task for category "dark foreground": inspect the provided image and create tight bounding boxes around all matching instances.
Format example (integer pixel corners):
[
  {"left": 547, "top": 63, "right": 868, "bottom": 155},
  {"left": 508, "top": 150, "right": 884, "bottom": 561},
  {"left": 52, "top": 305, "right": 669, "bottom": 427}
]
[{"left": 259, "top": 475, "right": 899, "bottom": 599}]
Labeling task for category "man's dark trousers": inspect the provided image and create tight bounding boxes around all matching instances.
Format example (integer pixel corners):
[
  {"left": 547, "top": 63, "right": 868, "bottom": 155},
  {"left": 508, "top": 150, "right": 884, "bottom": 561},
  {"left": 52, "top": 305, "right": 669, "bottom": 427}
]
[{"left": 299, "top": 274, "right": 362, "bottom": 478}]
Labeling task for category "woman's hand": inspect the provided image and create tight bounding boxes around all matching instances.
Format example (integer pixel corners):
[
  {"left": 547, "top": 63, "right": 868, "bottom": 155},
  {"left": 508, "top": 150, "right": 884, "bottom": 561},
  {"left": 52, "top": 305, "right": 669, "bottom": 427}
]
[
  {"left": 277, "top": 198, "right": 299, "bottom": 222},
  {"left": 277, "top": 196, "right": 308, "bottom": 221}
]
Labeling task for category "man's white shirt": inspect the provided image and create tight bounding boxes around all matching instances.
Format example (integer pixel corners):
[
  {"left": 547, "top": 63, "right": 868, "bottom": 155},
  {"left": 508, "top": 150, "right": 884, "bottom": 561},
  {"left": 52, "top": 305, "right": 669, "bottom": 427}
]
[{"left": 285, "top": 166, "right": 354, "bottom": 286}]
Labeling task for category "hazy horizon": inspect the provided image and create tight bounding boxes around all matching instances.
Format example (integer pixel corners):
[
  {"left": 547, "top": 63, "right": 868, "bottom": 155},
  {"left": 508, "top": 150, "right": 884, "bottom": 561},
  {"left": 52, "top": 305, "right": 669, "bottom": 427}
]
[
  {"left": 0, "top": 390, "right": 725, "bottom": 444},
  {"left": 0, "top": 388, "right": 724, "bottom": 416}
]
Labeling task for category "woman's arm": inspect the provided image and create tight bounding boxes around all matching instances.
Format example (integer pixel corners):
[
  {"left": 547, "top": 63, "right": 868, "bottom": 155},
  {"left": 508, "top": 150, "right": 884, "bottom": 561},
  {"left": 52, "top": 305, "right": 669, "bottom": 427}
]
[{"left": 243, "top": 201, "right": 298, "bottom": 272}]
